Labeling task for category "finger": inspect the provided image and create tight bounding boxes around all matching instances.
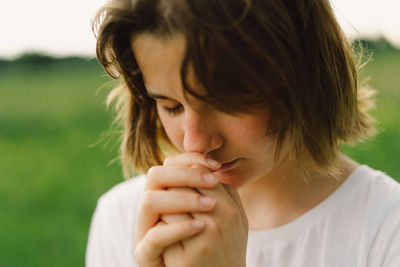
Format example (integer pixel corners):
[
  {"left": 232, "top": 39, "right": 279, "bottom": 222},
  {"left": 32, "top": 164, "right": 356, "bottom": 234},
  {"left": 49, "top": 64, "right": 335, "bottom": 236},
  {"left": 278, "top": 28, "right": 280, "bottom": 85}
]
[
  {"left": 198, "top": 183, "right": 247, "bottom": 220},
  {"left": 193, "top": 170, "right": 241, "bottom": 205},
  {"left": 190, "top": 164, "right": 238, "bottom": 210},
  {"left": 160, "top": 190, "right": 192, "bottom": 267},
  {"left": 163, "top": 152, "right": 221, "bottom": 171},
  {"left": 161, "top": 188, "right": 194, "bottom": 224},
  {"left": 161, "top": 212, "right": 193, "bottom": 223},
  {"left": 156, "top": 220, "right": 167, "bottom": 227},
  {"left": 141, "top": 190, "right": 216, "bottom": 214},
  {"left": 196, "top": 180, "right": 232, "bottom": 203},
  {"left": 146, "top": 165, "right": 219, "bottom": 191},
  {"left": 135, "top": 190, "right": 216, "bottom": 242},
  {"left": 192, "top": 182, "right": 244, "bottom": 217},
  {"left": 163, "top": 242, "right": 184, "bottom": 267},
  {"left": 135, "top": 220, "right": 204, "bottom": 266}
]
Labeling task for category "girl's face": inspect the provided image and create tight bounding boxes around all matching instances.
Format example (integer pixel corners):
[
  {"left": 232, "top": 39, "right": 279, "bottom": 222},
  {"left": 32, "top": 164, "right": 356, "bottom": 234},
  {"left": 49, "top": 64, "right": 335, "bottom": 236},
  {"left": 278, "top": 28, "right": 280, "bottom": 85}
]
[{"left": 131, "top": 34, "right": 286, "bottom": 187}]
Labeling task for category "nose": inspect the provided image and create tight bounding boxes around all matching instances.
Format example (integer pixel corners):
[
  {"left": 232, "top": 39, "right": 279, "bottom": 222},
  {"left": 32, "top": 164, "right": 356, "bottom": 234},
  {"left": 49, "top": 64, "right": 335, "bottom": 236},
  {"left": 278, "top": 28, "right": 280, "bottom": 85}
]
[{"left": 183, "top": 109, "right": 223, "bottom": 154}]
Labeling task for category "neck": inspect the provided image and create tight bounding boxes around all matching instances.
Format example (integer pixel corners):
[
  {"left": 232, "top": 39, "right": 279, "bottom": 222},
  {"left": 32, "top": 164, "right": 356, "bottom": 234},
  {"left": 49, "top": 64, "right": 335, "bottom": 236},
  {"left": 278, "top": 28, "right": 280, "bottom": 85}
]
[{"left": 238, "top": 154, "right": 359, "bottom": 230}]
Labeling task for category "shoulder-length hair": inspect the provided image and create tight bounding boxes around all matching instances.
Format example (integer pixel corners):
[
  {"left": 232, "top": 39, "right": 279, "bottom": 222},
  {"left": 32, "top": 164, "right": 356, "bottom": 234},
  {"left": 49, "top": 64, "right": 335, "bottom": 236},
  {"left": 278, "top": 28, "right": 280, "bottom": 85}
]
[{"left": 92, "top": 0, "right": 375, "bottom": 179}]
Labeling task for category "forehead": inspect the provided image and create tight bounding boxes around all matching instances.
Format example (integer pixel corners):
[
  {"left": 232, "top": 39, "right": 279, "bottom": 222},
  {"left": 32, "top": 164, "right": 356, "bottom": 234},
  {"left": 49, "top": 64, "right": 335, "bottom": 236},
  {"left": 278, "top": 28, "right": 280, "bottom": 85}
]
[{"left": 131, "top": 34, "right": 186, "bottom": 95}]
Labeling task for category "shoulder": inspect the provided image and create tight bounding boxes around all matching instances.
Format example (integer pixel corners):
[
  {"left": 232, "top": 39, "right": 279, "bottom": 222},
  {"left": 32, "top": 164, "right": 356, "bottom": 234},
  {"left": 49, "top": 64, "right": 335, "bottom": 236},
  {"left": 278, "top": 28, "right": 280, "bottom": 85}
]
[
  {"left": 362, "top": 167, "right": 400, "bottom": 265},
  {"left": 347, "top": 165, "right": 400, "bottom": 207},
  {"left": 89, "top": 174, "right": 147, "bottom": 237},
  {"left": 361, "top": 164, "right": 400, "bottom": 219},
  {"left": 86, "top": 175, "right": 146, "bottom": 266},
  {"left": 347, "top": 165, "right": 400, "bottom": 224},
  {"left": 330, "top": 165, "right": 400, "bottom": 243},
  {"left": 365, "top": 165, "right": 400, "bottom": 195},
  {"left": 350, "top": 166, "right": 400, "bottom": 265},
  {"left": 97, "top": 174, "right": 147, "bottom": 209},
  {"left": 363, "top": 165, "right": 400, "bottom": 227}
]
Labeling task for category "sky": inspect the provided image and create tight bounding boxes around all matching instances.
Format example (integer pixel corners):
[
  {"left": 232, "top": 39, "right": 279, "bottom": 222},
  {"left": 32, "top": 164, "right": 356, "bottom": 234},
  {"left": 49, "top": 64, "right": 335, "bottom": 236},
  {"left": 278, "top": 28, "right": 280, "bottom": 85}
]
[{"left": 0, "top": 0, "right": 399, "bottom": 59}]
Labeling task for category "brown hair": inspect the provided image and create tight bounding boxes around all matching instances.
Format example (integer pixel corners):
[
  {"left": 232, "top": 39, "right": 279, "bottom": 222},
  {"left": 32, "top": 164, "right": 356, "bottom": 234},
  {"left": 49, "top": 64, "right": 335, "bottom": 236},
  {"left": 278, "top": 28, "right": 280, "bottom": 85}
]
[{"left": 92, "top": 0, "right": 375, "bottom": 179}]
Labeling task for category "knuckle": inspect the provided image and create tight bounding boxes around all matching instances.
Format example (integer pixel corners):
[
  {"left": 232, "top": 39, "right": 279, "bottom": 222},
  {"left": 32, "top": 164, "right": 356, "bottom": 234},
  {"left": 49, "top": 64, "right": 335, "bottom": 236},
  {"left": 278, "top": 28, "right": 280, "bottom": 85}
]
[
  {"left": 186, "top": 152, "right": 207, "bottom": 166},
  {"left": 146, "top": 166, "right": 163, "bottom": 188},
  {"left": 190, "top": 152, "right": 205, "bottom": 162},
  {"left": 146, "top": 165, "right": 160, "bottom": 179},
  {"left": 156, "top": 220, "right": 166, "bottom": 227},
  {"left": 188, "top": 166, "right": 202, "bottom": 180},
  {"left": 141, "top": 191, "right": 154, "bottom": 210},
  {"left": 190, "top": 162, "right": 206, "bottom": 171},
  {"left": 146, "top": 228, "right": 162, "bottom": 250},
  {"left": 195, "top": 151, "right": 207, "bottom": 160},
  {"left": 134, "top": 245, "right": 144, "bottom": 264},
  {"left": 163, "top": 156, "right": 173, "bottom": 165}
]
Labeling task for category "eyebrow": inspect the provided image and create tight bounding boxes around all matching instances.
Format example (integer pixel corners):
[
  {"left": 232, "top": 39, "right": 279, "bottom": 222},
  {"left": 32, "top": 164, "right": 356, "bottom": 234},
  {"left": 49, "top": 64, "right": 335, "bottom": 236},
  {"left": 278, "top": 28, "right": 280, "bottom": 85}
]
[{"left": 147, "top": 92, "right": 172, "bottom": 100}]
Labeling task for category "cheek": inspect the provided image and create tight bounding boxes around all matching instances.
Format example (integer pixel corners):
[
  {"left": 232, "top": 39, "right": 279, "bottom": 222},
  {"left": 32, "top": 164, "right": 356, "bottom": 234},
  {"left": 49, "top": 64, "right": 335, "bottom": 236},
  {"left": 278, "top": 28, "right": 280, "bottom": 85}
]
[
  {"left": 230, "top": 115, "right": 279, "bottom": 160},
  {"left": 157, "top": 110, "right": 184, "bottom": 151},
  {"left": 230, "top": 115, "right": 269, "bottom": 144}
]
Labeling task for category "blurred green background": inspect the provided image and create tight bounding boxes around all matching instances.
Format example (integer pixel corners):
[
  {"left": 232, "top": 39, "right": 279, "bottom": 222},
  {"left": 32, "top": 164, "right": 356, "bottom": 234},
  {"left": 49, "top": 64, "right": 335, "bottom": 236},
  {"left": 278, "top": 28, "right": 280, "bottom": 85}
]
[{"left": 0, "top": 39, "right": 399, "bottom": 267}]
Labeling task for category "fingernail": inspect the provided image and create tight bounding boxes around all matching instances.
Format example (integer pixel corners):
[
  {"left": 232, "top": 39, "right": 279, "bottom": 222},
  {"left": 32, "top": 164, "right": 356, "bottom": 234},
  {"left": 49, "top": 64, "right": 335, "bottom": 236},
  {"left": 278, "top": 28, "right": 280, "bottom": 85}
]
[
  {"left": 192, "top": 220, "right": 204, "bottom": 229},
  {"left": 199, "top": 196, "right": 216, "bottom": 208},
  {"left": 207, "top": 158, "right": 221, "bottom": 168},
  {"left": 202, "top": 173, "right": 218, "bottom": 185}
]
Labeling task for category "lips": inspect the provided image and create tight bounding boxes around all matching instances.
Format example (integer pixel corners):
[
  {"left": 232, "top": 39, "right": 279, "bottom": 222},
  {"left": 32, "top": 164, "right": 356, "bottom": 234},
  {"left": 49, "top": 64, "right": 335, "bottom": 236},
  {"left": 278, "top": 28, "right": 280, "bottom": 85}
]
[{"left": 219, "top": 158, "right": 239, "bottom": 171}]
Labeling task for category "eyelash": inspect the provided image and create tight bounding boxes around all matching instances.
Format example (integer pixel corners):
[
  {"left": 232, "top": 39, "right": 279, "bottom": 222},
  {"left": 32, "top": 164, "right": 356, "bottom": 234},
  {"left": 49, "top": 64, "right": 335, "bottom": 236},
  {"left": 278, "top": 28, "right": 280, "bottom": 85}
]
[{"left": 162, "top": 104, "right": 183, "bottom": 115}]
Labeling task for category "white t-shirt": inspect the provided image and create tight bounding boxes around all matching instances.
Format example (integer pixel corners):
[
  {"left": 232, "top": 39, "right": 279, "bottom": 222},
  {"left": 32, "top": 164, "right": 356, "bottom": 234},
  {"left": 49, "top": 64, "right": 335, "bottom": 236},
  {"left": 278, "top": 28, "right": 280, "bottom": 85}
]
[{"left": 86, "top": 165, "right": 400, "bottom": 267}]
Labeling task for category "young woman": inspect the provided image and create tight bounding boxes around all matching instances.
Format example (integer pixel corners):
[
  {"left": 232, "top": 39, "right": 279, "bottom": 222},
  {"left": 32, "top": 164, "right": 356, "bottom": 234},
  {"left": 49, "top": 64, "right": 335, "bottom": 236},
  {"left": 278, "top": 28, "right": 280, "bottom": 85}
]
[{"left": 86, "top": 0, "right": 400, "bottom": 266}]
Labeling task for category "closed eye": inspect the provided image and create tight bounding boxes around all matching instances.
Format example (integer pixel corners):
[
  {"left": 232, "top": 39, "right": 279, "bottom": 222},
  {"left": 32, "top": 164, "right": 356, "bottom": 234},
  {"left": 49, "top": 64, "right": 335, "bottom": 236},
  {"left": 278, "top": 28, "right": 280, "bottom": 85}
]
[
  {"left": 162, "top": 103, "right": 183, "bottom": 115},
  {"left": 147, "top": 92, "right": 184, "bottom": 116}
]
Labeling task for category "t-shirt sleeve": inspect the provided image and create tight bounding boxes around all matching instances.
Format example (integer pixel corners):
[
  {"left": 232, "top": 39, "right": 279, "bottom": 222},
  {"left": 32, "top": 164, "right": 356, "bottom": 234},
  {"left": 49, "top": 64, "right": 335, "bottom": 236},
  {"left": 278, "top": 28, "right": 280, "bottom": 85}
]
[
  {"left": 86, "top": 195, "right": 128, "bottom": 267},
  {"left": 86, "top": 177, "right": 144, "bottom": 267},
  {"left": 367, "top": 199, "right": 400, "bottom": 267}
]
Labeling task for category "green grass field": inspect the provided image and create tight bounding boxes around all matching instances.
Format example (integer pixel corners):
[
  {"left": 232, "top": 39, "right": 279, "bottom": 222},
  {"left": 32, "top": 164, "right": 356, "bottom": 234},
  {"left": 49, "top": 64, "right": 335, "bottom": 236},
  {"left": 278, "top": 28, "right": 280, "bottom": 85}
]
[
  {"left": 0, "top": 47, "right": 399, "bottom": 266},
  {"left": 342, "top": 48, "right": 400, "bottom": 178},
  {"left": 0, "top": 58, "right": 121, "bottom": 267}
]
